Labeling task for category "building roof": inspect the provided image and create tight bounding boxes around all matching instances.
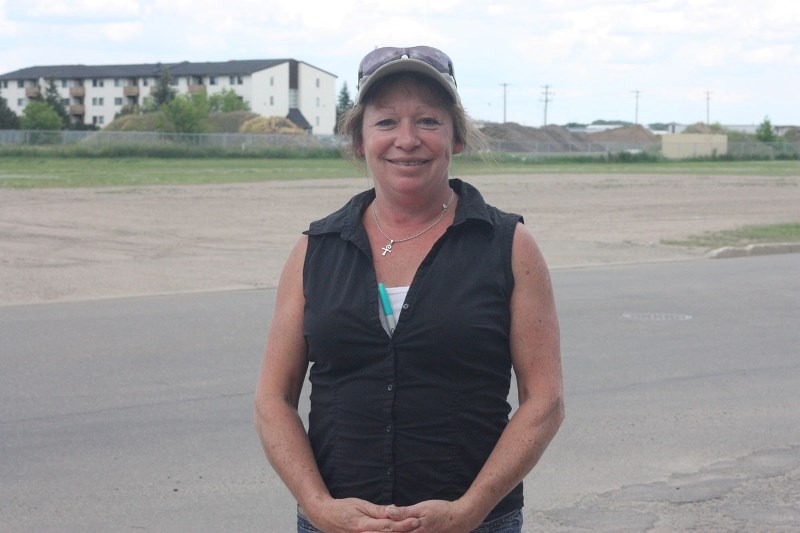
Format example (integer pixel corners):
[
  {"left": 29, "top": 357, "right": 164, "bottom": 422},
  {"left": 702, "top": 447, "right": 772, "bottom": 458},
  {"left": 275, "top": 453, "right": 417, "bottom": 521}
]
[
  {"left": 0, "top": 59, "right": 336, "bottom": 81},
  {"left": 168, "top": 59, "right": 288, "bottom": 76},
  {"left": 286, "top": 108, "right": 312, "bottom": 130},
  {"left": 0, "top": 63, "right": 171, "bottom": 80}
]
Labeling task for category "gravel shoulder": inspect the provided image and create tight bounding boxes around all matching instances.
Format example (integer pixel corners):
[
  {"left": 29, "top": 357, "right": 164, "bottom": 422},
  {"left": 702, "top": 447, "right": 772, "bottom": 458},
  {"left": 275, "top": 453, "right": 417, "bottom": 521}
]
[{"left": 1, "top": 173, "right": 799, "bottom": 306}]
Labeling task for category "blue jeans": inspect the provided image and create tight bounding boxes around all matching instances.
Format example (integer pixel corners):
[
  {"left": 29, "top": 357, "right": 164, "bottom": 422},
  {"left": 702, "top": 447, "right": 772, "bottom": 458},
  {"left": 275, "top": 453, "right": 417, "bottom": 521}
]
[{"left": 297, "top": 508, "right": 522, "bottom": 533}]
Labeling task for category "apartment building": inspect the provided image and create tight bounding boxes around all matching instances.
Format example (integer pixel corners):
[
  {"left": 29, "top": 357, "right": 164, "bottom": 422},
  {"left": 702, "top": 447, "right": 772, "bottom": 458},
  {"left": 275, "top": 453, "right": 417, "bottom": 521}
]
[{"left": 0, "top": 59, "right": 337, "bottom": 134}]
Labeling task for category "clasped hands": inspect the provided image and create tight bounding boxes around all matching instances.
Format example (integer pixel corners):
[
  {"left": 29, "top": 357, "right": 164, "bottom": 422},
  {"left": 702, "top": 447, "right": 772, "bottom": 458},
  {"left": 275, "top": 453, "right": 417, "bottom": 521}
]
[{"left": 306, "top": 496, "right": 480, "bottom": 533}]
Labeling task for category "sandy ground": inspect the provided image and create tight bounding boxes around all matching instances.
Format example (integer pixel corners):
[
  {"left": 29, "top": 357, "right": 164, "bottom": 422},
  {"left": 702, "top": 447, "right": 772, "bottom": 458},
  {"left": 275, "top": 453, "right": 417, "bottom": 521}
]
[{"left": 1, "top": 172, "right": 799, "bottom": 307}]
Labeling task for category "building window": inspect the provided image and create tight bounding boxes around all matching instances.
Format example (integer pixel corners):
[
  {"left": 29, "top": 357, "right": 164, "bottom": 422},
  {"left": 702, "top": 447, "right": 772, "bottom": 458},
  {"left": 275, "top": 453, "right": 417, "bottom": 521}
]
[
  {"left": 61, "top": 79, "right": 68, "bottom": 88},
  {"left": 270, "top": 77, "right": 274, "bottom": 86},
  {"left": 316, "top": 78, "right": 320, "bottom": 88},
  {"left": 61, "top": 98, "right": 69, "bottom": 106},
  {"left": 316, "top": 97, "right": 320, "bottom": 107},
  {"left": 316, "top": 116, "right": 320, "bottom": 126},
  {"left": 1, "top": 80, "right": 6, "bottom": 88},
  {"left": 114, "top": 97, "right": 123, "bottom": 106},
  {"left": 114, "top": 79, "right": 123, "bottom": 87},
  {"left": 143, "top": 78, "right": 149, "bottom": 86},
  {"left": 92, "top": 79, "right": 104, "bottom": 87},
  {"left": 92, "top": 97, "right": 105, "bottom": 106},
  {"left": 228, "top": 75, "right": 243, "bottom": 85},
  {"left": 92, "top": 116, "right": 105, "bottom": 125},
  {"left": 18, "top": 98, "right": 25, "bottom": 107},
  {"left": 209, "top": 76, "right": 217, "bottom": 85},
  {"left": 18, "top": 80, "right": 24, "bottom": 88},
  {"left": 270, "top": 96, "right": 274, "bottom": 106}
]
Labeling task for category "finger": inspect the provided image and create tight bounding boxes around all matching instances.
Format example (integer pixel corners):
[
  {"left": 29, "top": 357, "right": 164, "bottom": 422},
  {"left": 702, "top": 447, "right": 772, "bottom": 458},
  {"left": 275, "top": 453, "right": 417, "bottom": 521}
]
[{"left": 363, "top": 516, "right": 421, "bottom": 533}]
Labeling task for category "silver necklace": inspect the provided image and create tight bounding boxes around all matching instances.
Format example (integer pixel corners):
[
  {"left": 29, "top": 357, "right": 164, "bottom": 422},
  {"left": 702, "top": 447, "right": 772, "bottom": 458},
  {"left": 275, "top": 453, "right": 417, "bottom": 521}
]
[{"left": 372, "top": 188, "right": 455, "bottom": 257}]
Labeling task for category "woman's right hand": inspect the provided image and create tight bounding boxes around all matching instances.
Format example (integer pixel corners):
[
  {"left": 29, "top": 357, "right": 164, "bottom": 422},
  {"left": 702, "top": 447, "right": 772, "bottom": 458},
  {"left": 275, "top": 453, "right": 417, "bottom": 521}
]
[{"left": 304, "top": 498, "right": 421, "bottom": 533}]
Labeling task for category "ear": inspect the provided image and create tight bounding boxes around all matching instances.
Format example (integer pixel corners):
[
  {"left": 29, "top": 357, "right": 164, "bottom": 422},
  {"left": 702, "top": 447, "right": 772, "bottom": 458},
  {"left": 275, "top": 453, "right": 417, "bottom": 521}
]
[
  {"left": 355, "top": 144, "right": 365, "bottom": 157},
  {"left": 453, "top": 141, "right": 465, "bottom": 155}
]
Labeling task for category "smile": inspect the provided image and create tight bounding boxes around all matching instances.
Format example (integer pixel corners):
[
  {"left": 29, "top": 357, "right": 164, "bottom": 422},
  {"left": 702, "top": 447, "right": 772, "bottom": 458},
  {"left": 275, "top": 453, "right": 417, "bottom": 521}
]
[{"left": 388, "top": 159, "right": 428, "bottom": 166}]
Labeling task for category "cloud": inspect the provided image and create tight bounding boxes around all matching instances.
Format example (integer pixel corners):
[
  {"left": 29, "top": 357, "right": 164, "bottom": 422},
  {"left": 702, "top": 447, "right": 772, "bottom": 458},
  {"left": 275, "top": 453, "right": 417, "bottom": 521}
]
[
  {"left": 743, "top": 45, "right": 793, "bottom": 65},
  {"left": 13, "top": 0, "right": 140, "bottom": 22},
  {"left": 1, "top": 0, "right": 797, "bottom": 124}
]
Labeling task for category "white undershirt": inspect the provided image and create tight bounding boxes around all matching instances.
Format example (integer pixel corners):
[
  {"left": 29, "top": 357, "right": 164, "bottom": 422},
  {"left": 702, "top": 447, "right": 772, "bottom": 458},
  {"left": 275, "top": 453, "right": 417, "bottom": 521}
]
[{"left": 379, "top": 285, "right": 409, "bottom": 334}]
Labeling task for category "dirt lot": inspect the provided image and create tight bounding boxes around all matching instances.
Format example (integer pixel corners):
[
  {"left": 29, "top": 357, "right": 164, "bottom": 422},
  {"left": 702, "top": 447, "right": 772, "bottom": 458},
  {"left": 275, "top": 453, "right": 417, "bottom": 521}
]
[{"left": 1, "top": 172, "right": 799, "bottom": 306}]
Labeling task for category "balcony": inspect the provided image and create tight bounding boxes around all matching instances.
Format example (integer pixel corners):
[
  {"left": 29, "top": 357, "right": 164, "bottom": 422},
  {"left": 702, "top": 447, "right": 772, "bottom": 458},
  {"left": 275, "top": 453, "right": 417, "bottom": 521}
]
[
  {"left": 69, "top": 104, "right": 85, "bottom": 116},
  {"left": 25, "top": 87, "right": 41, "bottom": 98},
  {"left": 188, "top": 84, "right": 206, "bottom": 94},
  {"left": 70, "top": 86, "right": 85, "bottom": 97},
  {"left": 123, "top": 86, "right": 139, "bottom": 97}
]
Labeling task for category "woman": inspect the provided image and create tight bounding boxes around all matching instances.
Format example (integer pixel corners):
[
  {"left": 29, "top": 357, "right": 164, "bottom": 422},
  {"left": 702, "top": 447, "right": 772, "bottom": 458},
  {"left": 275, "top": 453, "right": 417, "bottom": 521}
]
[{"left": 255, "top": 46, "right": 564, "bottom": 533}]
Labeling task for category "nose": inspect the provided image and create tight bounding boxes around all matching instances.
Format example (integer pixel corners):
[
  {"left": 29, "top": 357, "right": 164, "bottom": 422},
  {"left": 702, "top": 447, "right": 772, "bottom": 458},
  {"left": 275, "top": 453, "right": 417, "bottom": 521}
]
[{"left": 394, "top": 120, "right": 421, "bottom": 150}]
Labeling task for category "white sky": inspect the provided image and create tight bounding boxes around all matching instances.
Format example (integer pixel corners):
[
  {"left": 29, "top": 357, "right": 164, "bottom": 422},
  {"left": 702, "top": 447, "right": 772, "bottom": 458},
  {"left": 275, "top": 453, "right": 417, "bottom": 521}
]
[{"left": 2, "top": 0, "right": 798, "bottom": 127}]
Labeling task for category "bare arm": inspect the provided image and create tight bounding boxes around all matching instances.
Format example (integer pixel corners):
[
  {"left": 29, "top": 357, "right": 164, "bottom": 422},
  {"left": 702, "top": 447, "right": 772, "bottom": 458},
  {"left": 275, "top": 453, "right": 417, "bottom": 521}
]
[
  {"left": 254, "top": 236, "right": 325, "bottom": 508},
  {"left": 254, "top": 237, "right": 421, "bottom": 533},
  {"left": 392, "top": 223, "right": 565, "bottom": 532}
]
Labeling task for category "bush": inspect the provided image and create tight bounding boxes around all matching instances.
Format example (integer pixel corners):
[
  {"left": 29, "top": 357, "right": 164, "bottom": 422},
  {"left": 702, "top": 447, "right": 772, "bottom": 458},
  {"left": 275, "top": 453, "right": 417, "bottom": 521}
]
[
  {"left": 104, "top": 113, "right": 163, "bottom": 132},
  {"left": 207, "top": 111, "right": 258, "bottom": 133},
  {"left": 239, "top": 116, "right": 304, "bottom": 134},
  {"left": 21, "top": 101, "right": 63, "bottom": 132}
]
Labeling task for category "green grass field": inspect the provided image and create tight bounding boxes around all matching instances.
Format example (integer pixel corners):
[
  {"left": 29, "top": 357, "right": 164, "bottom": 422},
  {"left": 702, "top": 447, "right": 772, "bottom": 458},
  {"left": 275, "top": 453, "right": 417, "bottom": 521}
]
[{"left": 0, "top": 156, "right": 798, "bottom": 189}]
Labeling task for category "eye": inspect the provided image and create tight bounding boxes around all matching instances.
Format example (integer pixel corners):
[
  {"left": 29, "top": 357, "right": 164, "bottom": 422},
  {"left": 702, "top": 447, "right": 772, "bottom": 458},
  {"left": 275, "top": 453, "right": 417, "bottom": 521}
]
[
  {"left": 418, "top": 117, "right": 442, "bottom": 128},
  {"left": 374, "top": 118, "right": 397, "bottom": 128}
]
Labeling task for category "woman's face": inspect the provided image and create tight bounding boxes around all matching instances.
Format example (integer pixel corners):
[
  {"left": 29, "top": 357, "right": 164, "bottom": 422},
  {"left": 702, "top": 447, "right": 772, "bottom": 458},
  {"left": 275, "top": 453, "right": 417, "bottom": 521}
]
[{"left": 358, "top": 77, "right": 464, "bottom": 197}]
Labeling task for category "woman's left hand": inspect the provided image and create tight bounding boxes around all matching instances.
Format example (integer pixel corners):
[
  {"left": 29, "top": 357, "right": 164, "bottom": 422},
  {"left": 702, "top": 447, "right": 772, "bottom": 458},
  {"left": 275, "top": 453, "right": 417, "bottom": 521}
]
[{"left": 380, "top": 500, "right": 480, "bottom": 533}]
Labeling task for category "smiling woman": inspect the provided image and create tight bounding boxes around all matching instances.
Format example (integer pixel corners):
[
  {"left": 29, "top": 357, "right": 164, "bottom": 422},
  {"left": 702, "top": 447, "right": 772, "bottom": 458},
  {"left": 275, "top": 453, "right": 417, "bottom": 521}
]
[{"left": 254, "top": 45, "right": 565, "bottom": 533}]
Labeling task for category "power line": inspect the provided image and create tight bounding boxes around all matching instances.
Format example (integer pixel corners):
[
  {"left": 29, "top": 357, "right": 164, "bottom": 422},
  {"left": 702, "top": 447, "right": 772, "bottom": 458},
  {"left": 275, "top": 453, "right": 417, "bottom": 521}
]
[
  {"left": 499, "top": 83, "right": 510, "bottom": 123},
  {"left": 541, "top": 85, "right": 553, "bottom": 126}
]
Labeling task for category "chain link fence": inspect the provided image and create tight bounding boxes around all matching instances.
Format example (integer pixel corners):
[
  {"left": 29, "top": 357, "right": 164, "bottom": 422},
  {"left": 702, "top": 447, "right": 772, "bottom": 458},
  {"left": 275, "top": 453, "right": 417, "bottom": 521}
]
[{"left": 1, "top": 129, "right": 798, "bottom": 159}]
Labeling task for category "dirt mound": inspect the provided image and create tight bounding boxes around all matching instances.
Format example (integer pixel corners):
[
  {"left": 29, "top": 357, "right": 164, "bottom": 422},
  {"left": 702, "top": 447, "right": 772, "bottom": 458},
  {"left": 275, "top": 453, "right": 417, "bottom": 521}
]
[
  {"left": 480, "top": 122, "right": 658, "bottom": 152},
  {"left": 480, "top": 122, "right": 605, "bottom": 152},
  {"left": 783, "top": 127, "right": 800, "bottom": 142},
  {"left": 587, "top": 124, "right": 659, "bottom": 143},
  {"left": 683, "top": 122, "right": 716, "bottom": 134}
]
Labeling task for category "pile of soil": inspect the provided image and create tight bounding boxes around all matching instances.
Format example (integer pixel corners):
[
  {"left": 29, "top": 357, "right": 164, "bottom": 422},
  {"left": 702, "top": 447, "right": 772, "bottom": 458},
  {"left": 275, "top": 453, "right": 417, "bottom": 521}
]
[
  {"left": 586, "top": 124, "right": 659, "bottom": 143},
  {"left": 479, "top": 122, "right": 658, "bottom": 152}
]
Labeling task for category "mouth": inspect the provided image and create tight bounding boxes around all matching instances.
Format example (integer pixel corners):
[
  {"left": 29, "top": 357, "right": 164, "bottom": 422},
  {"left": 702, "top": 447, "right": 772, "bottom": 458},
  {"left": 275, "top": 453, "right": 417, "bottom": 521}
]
[{"left": 387, "top": 159, "right": 429, "bottom": 167}]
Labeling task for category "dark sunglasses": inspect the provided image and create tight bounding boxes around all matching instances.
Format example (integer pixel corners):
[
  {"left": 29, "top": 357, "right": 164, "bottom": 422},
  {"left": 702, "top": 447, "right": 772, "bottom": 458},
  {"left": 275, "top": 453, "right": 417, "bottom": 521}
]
[{"left": 357, "top": 46, "right": 457, "bottom": 87}]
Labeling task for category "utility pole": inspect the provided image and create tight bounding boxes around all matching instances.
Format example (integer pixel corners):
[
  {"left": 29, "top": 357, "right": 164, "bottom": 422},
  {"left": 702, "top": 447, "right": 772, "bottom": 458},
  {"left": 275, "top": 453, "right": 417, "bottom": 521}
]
[
  {"left": 706, "top": 91, "right": 711, "bottom": 124},
  {"left": 499, "top": 83, "right": 509, "bottom": 123},
  {"left": 541, "top": 85, "right": 553, "bottom": 126},
  {"left": 632, "top": 90, "right": 641, "bottom": 124}
]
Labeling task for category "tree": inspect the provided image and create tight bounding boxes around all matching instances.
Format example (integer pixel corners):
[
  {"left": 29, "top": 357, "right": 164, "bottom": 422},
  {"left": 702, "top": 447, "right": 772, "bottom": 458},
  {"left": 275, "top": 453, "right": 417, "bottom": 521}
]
[
  {"left": 151, "top": 66, "right": 177, "bottom": 109},
  {"left": 208, "top": 89, "right": 250, "bottom": 113},
  {"left": 335, "top": 82, "right": 354, "bottom": 133},
  {"left": 755, "top": 116, "right": 776, "bottom": 143},
  {"left": 160, "top": 93, "right": 210, "bottom": 133},
  {"left": 21, "top": 101, "right": 63, "bottom": 130},
  {"left": 43, "top": 79, "right": 69, "bottom": 128},
  {"left": 0, "top": 87, "right": 20, "bottom": 129}
]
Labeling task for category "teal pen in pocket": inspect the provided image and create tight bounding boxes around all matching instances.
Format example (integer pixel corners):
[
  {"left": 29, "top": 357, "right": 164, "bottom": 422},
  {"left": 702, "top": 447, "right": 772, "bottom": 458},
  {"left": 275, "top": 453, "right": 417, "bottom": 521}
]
[{"left": 378, "top": 283, "right": 397, "bottom": 336}]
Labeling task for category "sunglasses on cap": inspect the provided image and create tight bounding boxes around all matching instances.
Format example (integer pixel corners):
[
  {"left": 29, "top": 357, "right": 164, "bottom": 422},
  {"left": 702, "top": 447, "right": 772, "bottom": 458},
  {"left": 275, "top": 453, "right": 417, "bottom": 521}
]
[{"left": 357, "top": 46, "right": 457, "bottom": 89}]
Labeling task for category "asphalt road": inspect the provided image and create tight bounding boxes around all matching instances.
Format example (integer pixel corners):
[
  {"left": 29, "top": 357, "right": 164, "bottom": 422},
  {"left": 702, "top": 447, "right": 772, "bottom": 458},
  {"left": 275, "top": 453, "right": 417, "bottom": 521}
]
[{"left": 1, "top": 254, "right": 799, "bottom": 532}]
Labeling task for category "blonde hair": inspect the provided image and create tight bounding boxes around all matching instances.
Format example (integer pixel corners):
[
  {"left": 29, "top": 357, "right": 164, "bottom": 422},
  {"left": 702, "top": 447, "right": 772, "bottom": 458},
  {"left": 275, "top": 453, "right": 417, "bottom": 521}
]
[{"left": 339, "top": 72, "right": 488, "bottom": 161}]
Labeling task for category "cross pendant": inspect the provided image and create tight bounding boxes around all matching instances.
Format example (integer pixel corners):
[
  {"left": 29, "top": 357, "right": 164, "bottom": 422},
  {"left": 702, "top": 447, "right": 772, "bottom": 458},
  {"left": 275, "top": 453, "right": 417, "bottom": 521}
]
[{"left": 381, "top": 241, "right": 394, "bottom": 256}]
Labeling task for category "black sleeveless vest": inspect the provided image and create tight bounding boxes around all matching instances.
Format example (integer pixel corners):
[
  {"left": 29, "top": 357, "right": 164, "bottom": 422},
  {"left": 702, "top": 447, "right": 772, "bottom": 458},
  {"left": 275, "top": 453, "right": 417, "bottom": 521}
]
[{"left": 302, "top": 179, "right": 524, "bottom": 520}]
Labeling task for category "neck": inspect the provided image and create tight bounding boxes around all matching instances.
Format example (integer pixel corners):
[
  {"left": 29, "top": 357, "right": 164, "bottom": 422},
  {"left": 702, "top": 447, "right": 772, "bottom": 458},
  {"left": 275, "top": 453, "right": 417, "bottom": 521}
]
[{"left": 373, "top": 182, "right": 454, "bottom": 226}]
